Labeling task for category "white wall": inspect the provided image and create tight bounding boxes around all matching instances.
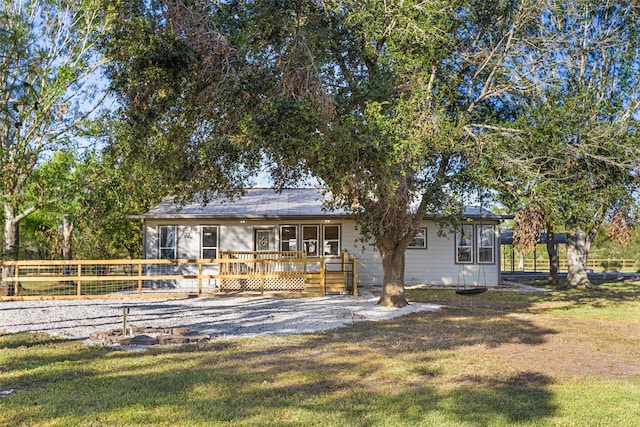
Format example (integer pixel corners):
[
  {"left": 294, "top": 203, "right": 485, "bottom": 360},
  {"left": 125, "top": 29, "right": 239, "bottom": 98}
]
[
  {"left": 142, "top": 218, "right": 501, "bottom": 287},
  {"left": 339, "top": 220, "right": 500, "bottom": 287}
]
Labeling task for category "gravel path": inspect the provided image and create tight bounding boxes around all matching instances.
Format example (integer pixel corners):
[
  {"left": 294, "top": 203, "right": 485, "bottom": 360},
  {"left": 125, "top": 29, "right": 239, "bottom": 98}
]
[{"left": 0, "top": 290, "right": 441, "bottom": 344}]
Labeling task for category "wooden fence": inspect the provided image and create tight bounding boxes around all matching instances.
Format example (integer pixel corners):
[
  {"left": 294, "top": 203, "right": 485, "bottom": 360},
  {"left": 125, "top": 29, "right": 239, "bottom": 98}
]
[
  {"left": 502, "top": 256, "right": 639, "bottom": 273},
  {"left": 0, "top": 252, "right": 358, "bottom": 300}
]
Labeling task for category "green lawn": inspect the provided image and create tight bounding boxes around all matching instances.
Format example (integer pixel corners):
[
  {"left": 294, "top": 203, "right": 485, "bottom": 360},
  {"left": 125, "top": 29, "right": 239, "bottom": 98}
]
[
  {"left": 13, "top": 280, "right": 139, "bottom": 296},
  {"left": 1, "top": 280, "right": 639, "bottom": 426}
]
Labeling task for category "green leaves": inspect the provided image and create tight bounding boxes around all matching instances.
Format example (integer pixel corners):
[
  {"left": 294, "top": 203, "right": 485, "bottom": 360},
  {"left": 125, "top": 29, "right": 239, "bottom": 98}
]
[
  {"left": 486, "top": 1, "right": 640, "bottom": 281},
  {"left": 0, "top": 0, "right": 113, "bottom": 256}
]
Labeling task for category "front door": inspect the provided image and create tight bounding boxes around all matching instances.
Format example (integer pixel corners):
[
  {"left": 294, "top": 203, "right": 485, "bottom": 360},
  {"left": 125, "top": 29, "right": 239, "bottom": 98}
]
[{"left": 254, "top": 229, "right": 274, "bottom": 251}]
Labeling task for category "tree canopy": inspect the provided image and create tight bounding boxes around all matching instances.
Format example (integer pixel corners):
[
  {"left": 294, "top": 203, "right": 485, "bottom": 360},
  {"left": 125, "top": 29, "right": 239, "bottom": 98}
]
[
  {"left": 486, "top": 0, "right": 640, "bottom": 288},
  {"left": 0, "top": 0, "right": 112, "bottom": 261},
  {"left": 101, "top": 0, "right": 640, "bottom": 303},
  {"left": 104, "top": 0, "right": 547, "bottom": 306}
]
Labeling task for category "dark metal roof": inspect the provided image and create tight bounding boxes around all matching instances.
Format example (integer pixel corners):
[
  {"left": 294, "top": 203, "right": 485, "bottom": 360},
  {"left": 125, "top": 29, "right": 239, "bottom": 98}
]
[
  {"left": 500, "top": 228, "right": 567, "bottom": 245},
  {"left": 130, "top": 188, "right": 345, "bottom": 220},
  {"left": 130, "top": 188, "right": 510, "bottom": 221}
]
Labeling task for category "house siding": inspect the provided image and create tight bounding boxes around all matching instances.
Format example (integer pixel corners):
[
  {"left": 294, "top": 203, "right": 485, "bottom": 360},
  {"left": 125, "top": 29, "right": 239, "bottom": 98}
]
[{"left": 142, "top": 218, "right": 501, "bottom": 287}]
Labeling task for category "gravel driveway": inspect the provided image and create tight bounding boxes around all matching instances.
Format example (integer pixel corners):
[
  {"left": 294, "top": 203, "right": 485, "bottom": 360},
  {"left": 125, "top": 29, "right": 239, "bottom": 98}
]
[{"left": 0, "top": 290, "right": 441, "bottom": 344}]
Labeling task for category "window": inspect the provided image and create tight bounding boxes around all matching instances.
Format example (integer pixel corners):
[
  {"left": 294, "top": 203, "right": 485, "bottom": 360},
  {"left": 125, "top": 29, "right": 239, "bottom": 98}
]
[
  {"left": 201, "top": 226, "right": 218, "bottom": 259},
  {"left": 323, "top": 224, "right": 341, "bottom": 256},
  {"left": 159, "top": 225, "right": 176, "bottom": 259},
  {"left": 455, "top": 224, "right": 473, "bottom": 263},
  {"left": 302, "top": 225, "right": 319, "bottom": 256},
  {"left": 408, "top": 228, "right": 427, "bottom": 249},
  {"left": 477, "top": 225, "right": 495, "bottom": 264},
  {"left": 255, "top": 229, "right": 273, "bottom": 251},
  {"left": 280, "top": 226, "right": 297, "bottom": 251}
]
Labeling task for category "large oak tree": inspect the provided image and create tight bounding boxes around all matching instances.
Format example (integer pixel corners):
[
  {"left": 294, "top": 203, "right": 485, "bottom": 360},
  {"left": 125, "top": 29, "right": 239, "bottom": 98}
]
[
  {"left": 254, "top": 0, "right": 542, "bottom": 306},
  {"left": 104, "top": 0, "right": 544, "bottom": 306}
]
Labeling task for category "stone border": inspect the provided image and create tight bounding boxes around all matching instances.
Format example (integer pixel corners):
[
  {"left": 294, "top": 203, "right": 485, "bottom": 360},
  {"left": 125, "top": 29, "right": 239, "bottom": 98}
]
[{"left": 90, "top": 327, "right": 210, "bottom": 346}]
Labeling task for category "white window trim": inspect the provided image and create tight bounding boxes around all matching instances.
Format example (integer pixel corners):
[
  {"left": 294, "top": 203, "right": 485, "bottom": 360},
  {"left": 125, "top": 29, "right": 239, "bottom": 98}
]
[
  {"left": 280, "top": 225, "right": 298, "bottom": 252},
  {"left": 322, "top": 224, "right": 341, "bottom": 257},
  {"left": 477, "top": 224, "right": 495, "bottom": 264},
  {"left": 302, "top": 225, "right": 320, "bottom": 257},
  {"left": 159, "top": 225, "right": 177, "bottom": 259},
  {"left": 455, "top": 224, "right": 473, "bottom": 264},
  {"left": 201, "top": 225, "right": 218, "bottom": 259},
  {"left": 408, "top": 227, "right": 428, "bottom": 249}
]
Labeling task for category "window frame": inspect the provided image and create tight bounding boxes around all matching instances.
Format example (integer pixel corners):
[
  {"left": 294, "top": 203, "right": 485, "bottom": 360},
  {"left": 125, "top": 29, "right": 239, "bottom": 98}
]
[
  {"left": 455, "top": 224, "right": 474, "bottom": 264},
  {"left": 322, "top": 224, "right": 341, "bottom": 257},
  {"left": 280, "top": 225, "right": 298, "bottom": 252},
  {"left": 476, "top": 224, "right": 496, "bottom": 264},
  {"left": 158, "top": 225, "right": 177, "bottom": 259},
  {"left": 201, "top": 225, "right": 218, "bottom": 259},
  {"left": 408, "top": 227, "right": 428, "bottom": 249},
  {"left": 302, "top": 225, "right": 320, "bottom": 257},
  {"left": 254, "top": 228, "right": 274, "bottom": 251}
]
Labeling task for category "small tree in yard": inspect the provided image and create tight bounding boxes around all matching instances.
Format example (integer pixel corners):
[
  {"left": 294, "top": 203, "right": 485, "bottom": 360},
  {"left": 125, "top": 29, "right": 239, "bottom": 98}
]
[
  {"left": 487, "top": 0, "right": 640, "bottom": 289},
  {"left": 0, "top": 0, "right": 111, "bottom": 294},
  {"left": 104, "top": 0, "right": 542, "bottom": 307}
]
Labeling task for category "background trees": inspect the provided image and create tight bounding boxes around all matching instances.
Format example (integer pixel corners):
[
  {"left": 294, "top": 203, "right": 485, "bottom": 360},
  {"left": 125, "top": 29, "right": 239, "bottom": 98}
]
[
  {"left": 487, "top": 0, "right": 640, "bottom": 289},
  {"left": 0, "top": 0, "right": 112, "bottom": 260},
  {"left": 102, "top": 0, "right": 264, "bottom": 200},
  {"left": 1, "top": 0, "right": 113, "bottom": 294}
]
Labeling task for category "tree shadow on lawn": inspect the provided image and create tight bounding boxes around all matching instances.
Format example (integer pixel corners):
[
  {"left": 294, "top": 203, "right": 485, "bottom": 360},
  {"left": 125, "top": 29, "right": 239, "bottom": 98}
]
[
  {"left": 0, "top": 332, "right": 72, "bottom": 350},
  {"left": 1, "top": 304, "right": 561, "bottom": 426},
  {"left": 514, "top": 279, "right": 640, "bottom": 315},
  {"left": 515, "top": 277, "right": 640, "bottom": 304}
]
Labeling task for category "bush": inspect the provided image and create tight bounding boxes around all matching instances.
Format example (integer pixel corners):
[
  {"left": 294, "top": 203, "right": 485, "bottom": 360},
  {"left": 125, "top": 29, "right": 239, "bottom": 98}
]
[{"left": 601, "top": 260, "right": 622, "bottom": 272}]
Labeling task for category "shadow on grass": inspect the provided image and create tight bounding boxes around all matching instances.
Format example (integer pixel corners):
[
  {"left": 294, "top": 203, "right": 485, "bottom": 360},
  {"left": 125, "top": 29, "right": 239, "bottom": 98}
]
[
  {"left": 0, "top": 300, "right": 561, "bottom": 426},
  {"left": 513, "top": 277, "right": 640, "bottom": 303},
  {"left": 0, "top": 332, "right": 71, "bottom": 350},
  {"left": 510, "top": 280, "right": 640, "bottom": 317},
  {"left": 1, "top": 352, "right": 557, "bottom": 426}
]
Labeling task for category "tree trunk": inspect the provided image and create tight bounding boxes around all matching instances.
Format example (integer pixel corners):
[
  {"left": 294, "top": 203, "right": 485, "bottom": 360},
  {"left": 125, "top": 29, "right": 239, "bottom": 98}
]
[
  {"left": 545, "top": 227, "right": 559, "bottom": 287},
  {"left": 2, "top": 206, "right": 19, "bottom": 296},
  {"left": 62, "top": 214, "right": 73, "bottom": 260},
  {"left": 377, "top": 243, "right": 409, "bottom": 308},
  {"left": 565, "top": 229, "right": 594, "bottom": 290},
  {"left": 2, "top": 203, "right": 36, "bottom": 296}
]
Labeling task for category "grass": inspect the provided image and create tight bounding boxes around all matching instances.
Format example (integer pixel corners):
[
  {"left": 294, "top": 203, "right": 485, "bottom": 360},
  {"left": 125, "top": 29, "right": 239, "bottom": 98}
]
[
  {"left": 13, "top": 280, "right": 139, "bottom": 296},
  {"left": 1, "top": 280, "right": 639, "bottom": 426}
]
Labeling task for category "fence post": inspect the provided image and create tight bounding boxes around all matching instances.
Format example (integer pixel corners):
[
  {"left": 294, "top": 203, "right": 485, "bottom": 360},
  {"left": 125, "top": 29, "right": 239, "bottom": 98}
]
[
  {"left": 341, "top": 249, "right": 348, "bottom": 290},
  {"left": 198, "top": 260, "right": 203, "bottom": 296},
  {"left": 76, "top": 262, "right": 82, "bottom": 296},
  {"left": 320, "top": 258, "right": 325, "bottom": 295},
  {"left": 352, "top": 258, "right": 358, "bottom": 297},
  {"left": 137, "top": 262, "right": 143, "bottom": 295},
  {"left": 14, "top": 262, "right": 19, "bottom": 297},
  {"left": 259, "top": 260, "right": 265, "bottom": 294}
]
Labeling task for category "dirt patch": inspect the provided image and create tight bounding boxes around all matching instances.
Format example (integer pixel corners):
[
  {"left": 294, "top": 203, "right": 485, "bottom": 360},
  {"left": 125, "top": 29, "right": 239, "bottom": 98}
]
[
  {"left": 313, "top": 291, "right": 640, "bottom": 382},
  {"left": 457, "top": 311, "right": 640, "bottom": 380}
]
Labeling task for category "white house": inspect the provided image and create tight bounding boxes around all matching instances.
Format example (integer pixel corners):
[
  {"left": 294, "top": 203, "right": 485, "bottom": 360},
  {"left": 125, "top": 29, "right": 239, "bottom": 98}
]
[{"left": 131, "top": 187, "right": 508, "bottom": 289}]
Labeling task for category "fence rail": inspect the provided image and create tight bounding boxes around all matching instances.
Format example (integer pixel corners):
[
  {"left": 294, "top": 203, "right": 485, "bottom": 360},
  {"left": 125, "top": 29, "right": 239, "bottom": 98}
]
[
  {"left": 501, "top": 257, "right": 639, "bottom": 273},
  {"left": 0, "top": 254, "right": 358, "bottom": 300}
]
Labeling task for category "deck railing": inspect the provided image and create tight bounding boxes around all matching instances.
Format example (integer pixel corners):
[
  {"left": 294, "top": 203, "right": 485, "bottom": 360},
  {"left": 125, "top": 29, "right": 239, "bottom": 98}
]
[{"left": 0, "top": 253, "right": 358, "bottom": 300}]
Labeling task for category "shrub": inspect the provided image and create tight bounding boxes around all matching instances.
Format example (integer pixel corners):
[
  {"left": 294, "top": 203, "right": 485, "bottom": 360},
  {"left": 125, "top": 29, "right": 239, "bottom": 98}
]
[{"left": 601, "top": 260, "right": 622, "bottom": 272}]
